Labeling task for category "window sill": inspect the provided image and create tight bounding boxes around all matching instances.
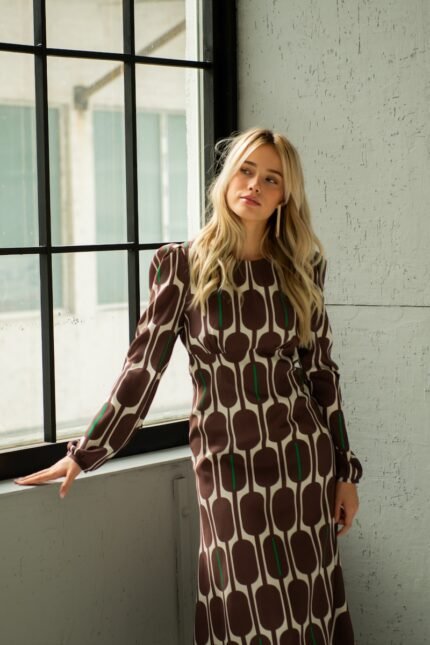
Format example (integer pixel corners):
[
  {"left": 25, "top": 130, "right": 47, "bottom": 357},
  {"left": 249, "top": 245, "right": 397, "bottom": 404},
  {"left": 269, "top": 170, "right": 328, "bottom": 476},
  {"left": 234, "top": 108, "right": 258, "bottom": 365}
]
[{"left": 0, "top": 444, "right": 192, "bottom": 497}]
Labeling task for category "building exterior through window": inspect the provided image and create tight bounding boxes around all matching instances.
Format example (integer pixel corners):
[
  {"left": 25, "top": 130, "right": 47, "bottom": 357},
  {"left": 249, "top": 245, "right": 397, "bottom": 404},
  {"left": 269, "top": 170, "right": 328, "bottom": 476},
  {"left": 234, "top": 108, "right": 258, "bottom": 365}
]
[{"left": 0, "top": 0, "right": 231, "bottom": 462}]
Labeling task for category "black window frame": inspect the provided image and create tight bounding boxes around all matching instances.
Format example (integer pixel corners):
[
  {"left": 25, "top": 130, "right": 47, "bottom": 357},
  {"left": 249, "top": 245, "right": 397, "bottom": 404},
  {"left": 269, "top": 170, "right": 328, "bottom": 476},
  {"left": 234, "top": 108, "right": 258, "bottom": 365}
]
[{"left": 0, "top": 0, "right": 237, "bottom": 481}]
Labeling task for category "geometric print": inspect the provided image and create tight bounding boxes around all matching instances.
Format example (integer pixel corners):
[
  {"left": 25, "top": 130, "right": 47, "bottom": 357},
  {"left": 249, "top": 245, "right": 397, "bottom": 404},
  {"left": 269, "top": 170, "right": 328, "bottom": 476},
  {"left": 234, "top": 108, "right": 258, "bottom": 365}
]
[{"left": 67, "top": 241, "right": 363, "bottom": 644}]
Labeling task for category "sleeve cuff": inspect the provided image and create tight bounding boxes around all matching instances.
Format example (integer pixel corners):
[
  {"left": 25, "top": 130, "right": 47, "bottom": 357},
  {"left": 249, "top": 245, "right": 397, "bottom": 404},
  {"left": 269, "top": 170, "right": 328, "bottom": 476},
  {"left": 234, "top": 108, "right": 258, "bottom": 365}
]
[
  {"left": 335, "top": 449, "right": 363, "bottom": 484},
  {"left": 66, "top": 439, "right": 109, "bottom": 472}
]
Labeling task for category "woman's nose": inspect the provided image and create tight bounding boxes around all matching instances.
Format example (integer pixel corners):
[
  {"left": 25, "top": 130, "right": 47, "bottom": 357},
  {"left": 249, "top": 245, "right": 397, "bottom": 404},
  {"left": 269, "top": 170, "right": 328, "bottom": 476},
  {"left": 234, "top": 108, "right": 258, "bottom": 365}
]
[{"left": 248, "top": 176, "right": 261, "bottom": 191}]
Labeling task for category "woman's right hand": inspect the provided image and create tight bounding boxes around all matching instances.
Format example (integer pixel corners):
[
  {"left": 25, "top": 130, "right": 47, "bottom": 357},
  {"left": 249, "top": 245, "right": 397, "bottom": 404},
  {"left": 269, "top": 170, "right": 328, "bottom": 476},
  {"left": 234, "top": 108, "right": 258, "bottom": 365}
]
[{"left": 14, "top": 456, "right": 82, "bottom": 498}]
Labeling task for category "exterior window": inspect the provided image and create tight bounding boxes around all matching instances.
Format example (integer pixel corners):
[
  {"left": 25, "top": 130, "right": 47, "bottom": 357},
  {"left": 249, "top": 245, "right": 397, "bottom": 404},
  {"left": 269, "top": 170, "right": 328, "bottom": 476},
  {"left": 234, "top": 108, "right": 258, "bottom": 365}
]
[{"left": 0, "top": 0, "right": 237, "bottom": 479}]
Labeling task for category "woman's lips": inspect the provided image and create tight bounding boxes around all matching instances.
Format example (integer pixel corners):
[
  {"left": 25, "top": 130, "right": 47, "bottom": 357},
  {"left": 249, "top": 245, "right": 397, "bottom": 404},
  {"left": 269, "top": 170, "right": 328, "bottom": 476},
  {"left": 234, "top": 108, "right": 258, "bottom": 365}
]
[{"left": 240, "top": 196, "right": 260, "bottom": 206}]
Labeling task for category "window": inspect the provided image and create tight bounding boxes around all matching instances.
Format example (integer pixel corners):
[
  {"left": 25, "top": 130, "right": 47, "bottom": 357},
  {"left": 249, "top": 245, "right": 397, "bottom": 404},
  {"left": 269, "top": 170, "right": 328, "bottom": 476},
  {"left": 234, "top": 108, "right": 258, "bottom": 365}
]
[
  {"left": 0, "top": 104, "right": 62, "bottom": 311},
  {"left": 94, "top": 108, "right": 188, "bottom": 305},
  {"left": 0, "top": 0, "right": 237, "bottom": 480}
]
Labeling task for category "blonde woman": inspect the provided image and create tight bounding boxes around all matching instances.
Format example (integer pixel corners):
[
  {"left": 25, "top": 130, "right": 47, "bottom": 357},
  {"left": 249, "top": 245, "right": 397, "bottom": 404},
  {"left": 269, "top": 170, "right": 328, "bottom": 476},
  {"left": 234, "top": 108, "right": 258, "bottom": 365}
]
[{"left": 16, "top": 127, "right": 363, "bottom": 644}]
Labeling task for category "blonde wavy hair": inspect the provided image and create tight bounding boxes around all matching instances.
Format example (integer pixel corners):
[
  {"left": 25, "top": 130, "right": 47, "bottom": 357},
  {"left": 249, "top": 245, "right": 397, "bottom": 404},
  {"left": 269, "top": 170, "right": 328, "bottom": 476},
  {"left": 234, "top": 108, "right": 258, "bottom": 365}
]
[{"left": 188, "top": 126, "right": 326, "bottom": 348}]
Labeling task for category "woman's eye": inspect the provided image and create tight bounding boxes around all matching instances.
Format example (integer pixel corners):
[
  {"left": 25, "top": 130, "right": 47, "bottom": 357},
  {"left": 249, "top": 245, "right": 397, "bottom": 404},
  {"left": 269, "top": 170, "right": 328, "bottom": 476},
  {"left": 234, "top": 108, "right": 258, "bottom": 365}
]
[
  {"left": 267, "top": 177, "right": 277, "bottom": 184},
  {"left": 240, "top": 167, "right": 250, "bottom": 175}
]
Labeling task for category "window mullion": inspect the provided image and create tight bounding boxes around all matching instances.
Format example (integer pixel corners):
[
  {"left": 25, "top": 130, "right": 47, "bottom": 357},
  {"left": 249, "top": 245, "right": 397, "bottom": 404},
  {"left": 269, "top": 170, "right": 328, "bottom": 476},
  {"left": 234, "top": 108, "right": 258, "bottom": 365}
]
[
  {"left": 201, "top": 0, "right": 215, "bottom": 223},
  {"left": 33, "top": 0, "right": 56, "bottom": 443},
  {"left": 123, "top": 0, "right": 140, "bottom": 341}
]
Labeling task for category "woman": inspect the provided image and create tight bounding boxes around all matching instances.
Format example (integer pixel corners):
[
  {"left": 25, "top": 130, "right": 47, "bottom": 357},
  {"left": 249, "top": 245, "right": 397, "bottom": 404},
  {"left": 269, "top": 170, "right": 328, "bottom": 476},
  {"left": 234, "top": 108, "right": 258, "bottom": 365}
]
[{"left": 16, "top": 127, "right": 363, "bottom": 644}]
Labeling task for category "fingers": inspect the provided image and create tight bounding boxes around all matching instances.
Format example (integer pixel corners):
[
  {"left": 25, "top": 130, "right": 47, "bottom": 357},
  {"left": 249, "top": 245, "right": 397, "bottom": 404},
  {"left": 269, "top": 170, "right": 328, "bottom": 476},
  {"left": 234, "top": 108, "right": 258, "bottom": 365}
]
[
  {"left": 14, "top": 468, "right": 58, "bottom": 486},
  {"left": 334, "top": 482, "right": 359, "bottom": 537},
  {"left": 336, "top": 520, "right": 351, "bottom": 537},
  {"left": 335, "top": 506, "right": 355, "bottom": 537},
  {"left": 14, "top": 456, "right": 81, "bottom": 495},
  {"left": 59, "top": 463, "right": 81, "bottom": 499},
  {"left": 333, "top": 495, "right": 342, "bottom": 524}
]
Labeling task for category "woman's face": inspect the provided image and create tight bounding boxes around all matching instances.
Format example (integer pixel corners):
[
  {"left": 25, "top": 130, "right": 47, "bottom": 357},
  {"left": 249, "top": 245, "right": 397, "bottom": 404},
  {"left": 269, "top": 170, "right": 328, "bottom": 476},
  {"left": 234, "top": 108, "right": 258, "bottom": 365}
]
[{"left": 225, "top": 143, "right": 285, "bottom": 225}]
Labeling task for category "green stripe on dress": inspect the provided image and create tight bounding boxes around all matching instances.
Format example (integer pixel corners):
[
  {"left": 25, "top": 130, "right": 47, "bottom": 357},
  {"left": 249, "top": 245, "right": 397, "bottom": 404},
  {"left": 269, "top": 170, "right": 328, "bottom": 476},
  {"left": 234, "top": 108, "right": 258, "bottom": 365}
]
[
  {"left": 310, "top": 623, "right": 317, "bottom": 645},
  {"left": 271, "top": 536, "right": 283, "bottom": 577},
  {"left": 156, "top": 245, "right": 170, "bottom": 284},
  {"left": 229, "top": 454, "right": 236, "bottom": 491},
  {"left": 252, "top": 363, "right": 261, "bottom": 402},
  {"left": 157, "top": 333, "right": 174, "bottom": 370},
  {"left": 88, "top": 403, "right": 108, "bottom": 438},
  {"left": 215, "top": 548, "right": 224, "bottom": 588}
]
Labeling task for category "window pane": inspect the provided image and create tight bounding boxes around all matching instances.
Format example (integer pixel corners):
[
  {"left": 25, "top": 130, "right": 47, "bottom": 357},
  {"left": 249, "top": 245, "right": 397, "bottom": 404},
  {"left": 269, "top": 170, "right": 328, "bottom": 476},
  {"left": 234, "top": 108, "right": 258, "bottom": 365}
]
[
  {"left": 139, "top": 248, "right": 153, "bottom": 304},
  {"left": 48, "top": 57, "right": 126, "bottom": 246},
  {"left": 137, "top": 112, "right": 162, "bottom": 242},
  {"left": 138, "top": 251, "right": 192, "bottom": 424},
  {"left": 145, "top": 336, "right": 192, "bottom": 424},
  {"left": 48, "top": 109, "right": 64, "bottom": 308},
  {"left": 134, "top": 0, "right": 202, "bottom": 61},
  {"left": 93, "top": 110, "right": 127, "bottom": 246},
  {"left": 167, "top": 112, "right": 187, "bottom": 240},
  {"left": 0, "top": 104, "right": 63, "bottom": 306},
  {"left": 97, "top": 251, "right": 128, "bottom": 305},
  {"left": 53, "top": 251, "right": 129, "bottom": 440},
  {"left": 0, "top": 254, "right": 39, "bottom": 312},
  {"left": 0, "top": 255, "right": 43, "bottom": 449},
  {"left": 0, "top": 54, "right": 37, "bottom": 248},
  {"left": 46, "top": 0, "right": 123, "bottom": 53},
  {"left": 0, "top": 1, "right": 33, "bottom": 46},
  {"left": 136, "top": 65, "right": 200, "bottom": 243}
]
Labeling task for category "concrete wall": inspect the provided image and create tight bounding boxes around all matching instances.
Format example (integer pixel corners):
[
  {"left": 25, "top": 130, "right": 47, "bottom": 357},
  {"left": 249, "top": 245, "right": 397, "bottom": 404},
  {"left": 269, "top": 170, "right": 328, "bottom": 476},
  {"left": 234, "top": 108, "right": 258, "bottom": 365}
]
[
  {"left": 0, "top": 448, "right": 200, "bottom": 645},
  {"left": 237, "top": 1, "right": 430, "bottom": 643}
]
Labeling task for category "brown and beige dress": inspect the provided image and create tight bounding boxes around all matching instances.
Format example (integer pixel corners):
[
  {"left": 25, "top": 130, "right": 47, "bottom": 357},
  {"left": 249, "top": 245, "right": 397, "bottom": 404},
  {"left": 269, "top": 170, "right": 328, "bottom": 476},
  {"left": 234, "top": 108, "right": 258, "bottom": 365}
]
[{"left": 67, "top": 241, "right": 363, "bottom": 645}]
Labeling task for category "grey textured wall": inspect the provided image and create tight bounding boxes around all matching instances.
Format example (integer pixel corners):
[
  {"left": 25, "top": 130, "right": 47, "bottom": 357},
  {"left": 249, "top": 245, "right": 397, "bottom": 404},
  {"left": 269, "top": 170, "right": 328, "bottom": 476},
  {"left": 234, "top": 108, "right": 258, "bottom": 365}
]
[
  {"left": 0, "top": 451, "right": 200, "bottom": 645},
  {"left": 237, "top": 1, "right": 430, "bottom": 643}
]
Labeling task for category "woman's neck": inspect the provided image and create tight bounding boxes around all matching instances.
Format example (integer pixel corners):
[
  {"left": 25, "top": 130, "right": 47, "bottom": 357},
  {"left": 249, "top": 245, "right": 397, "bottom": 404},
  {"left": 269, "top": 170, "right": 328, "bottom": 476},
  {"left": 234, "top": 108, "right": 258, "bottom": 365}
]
[{"left": 240, "top": 222, "right": 266, "bottom": 260}]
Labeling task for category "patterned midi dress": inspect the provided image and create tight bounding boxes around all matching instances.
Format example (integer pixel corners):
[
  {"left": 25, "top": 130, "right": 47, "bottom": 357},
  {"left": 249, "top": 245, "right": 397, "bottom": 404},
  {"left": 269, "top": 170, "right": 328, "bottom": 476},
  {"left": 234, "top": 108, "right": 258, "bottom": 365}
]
[{"left": 67, "top": 241, "right": 363, "bottom": 645}]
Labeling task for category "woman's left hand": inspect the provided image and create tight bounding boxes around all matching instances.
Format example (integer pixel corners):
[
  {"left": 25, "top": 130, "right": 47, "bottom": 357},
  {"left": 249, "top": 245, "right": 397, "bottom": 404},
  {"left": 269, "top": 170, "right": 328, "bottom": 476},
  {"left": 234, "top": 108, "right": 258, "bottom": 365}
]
[{"left": 334, "top": 481, "right": 360, "bottom": 537}]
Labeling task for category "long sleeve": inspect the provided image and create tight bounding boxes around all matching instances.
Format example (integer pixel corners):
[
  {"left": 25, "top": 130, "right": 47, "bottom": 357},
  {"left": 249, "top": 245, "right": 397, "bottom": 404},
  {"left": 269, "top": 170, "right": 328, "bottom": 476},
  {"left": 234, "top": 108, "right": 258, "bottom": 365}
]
[
  {"left": 66, "top": 242, "right": 189, "bottom": 472},
  {"left": 297, "top": 254, "right": 363, "bottom": 484}
]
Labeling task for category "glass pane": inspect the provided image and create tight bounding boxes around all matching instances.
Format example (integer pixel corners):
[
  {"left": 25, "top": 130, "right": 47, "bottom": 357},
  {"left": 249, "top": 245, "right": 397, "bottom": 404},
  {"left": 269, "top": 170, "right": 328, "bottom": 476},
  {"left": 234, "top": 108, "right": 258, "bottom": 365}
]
[
  {"left": 167, "top": 112, "right": 187, "bottom": 240},
  {"left": 0, "top": 54, "right": 38, "bottom": 247},
  {"left": 94, "top": 110, "right": 127, "bottom": 246},
  {"left": 137, "top": 112, "right": 162, "bottom": 242},
  {"left": 136, "top": 65, "right": 199, "bottom": 243},
  {"left": 135, "top": 0, "right": 202, "bottom": 61},
  {"left": 137, "top": 250, "right": 192, "bottom": 424},
  {"left": 53, "top": 251, "right": 130, "bottom": 440},
  {"left": 48, "top": 57, "right": 126, "bottom": 246},
  {"left": 0, "top": 254, "right": 39, "bottom": 312},
  {"left": 97, "top": 250, "right": 128, "bottom": 305},
  {"left": 0, "top": 255, "right": 43, "bottom": 449},
  {"left": 0, "top": 1, "right": 33, "bottom": 46},
  {"left": 139, "top": 248, "right": 154, "bottom": 305},
  {"left": 46, "top": 0, "right": 123, "bottom": 53}
]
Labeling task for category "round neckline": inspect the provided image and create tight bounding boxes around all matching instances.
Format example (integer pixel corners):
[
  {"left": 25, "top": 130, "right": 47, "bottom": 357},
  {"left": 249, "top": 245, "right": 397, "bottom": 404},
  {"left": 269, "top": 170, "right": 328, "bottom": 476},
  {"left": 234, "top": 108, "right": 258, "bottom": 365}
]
[{"left": 239, "top": 256, "right": 270, "bottom": 263}]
